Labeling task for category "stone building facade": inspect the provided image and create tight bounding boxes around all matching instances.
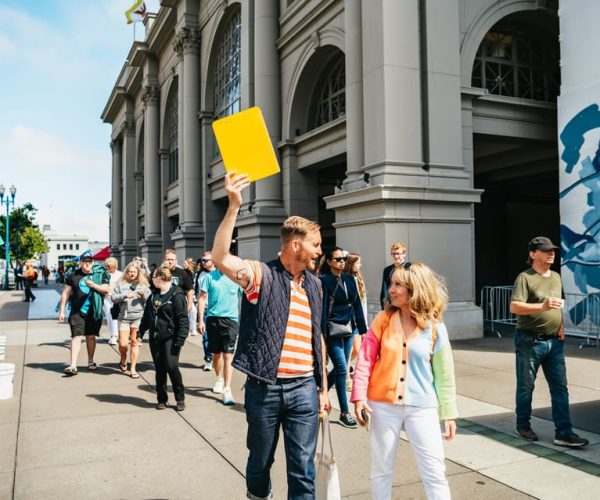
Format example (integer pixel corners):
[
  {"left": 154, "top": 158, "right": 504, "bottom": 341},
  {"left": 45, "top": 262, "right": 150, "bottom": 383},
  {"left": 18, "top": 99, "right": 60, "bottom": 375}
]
[{"left": 102, "top": 0, "right": 562, "bottom": 338}]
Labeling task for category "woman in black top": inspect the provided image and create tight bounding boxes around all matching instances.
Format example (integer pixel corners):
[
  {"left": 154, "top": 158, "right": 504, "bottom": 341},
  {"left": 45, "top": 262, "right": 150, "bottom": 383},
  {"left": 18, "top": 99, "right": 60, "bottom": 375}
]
[
  {"left": 320, "top": 247, "right": 367, "bottom": 428},
  {"left": 138, "top": 265, "right": 189, "bottom": 411}
]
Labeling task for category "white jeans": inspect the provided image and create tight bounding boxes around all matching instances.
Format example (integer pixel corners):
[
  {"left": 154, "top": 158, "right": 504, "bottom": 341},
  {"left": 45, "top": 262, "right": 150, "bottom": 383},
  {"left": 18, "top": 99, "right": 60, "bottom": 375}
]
[
  {"left": 369, "top": 401, "right": 451, "bottom": 500},
  {"left": 188, "top": 304, "right": 197, "bottom": 333},
  {"left": 102, "top": 297, "right": 118, "bottom": 339}
]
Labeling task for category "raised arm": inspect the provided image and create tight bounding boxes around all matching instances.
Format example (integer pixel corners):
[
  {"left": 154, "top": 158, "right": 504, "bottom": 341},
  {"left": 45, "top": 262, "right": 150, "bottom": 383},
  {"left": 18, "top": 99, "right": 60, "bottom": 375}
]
[{"left": 212, "top": 172, "right": 253, "bottom": 288}]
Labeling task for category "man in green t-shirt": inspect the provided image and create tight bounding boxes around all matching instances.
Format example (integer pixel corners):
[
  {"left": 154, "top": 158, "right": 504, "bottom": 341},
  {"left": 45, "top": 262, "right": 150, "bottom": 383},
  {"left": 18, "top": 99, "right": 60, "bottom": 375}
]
[{"left": 510, "top": 236, "right": 588, "bottom": 448}]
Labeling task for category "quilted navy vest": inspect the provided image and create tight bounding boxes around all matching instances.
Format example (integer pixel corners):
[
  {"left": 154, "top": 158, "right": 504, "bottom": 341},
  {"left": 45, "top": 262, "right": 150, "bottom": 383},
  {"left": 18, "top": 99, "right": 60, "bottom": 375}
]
[{"left": 233, "top": 258, "right": 324, "bottom": 388}]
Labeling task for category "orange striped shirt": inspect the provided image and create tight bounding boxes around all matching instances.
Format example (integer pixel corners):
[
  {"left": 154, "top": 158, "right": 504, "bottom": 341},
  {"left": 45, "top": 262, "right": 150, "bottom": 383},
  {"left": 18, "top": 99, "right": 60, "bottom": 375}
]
[{"left": 245, "top": 261, "right": 314, "bottom": 378}]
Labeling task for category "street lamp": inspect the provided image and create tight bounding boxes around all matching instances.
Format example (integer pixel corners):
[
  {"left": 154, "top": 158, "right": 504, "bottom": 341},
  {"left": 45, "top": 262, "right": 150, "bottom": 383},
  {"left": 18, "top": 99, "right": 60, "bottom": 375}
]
[{"left": 0, "top": 184, "right": 17, "bottom": 290}]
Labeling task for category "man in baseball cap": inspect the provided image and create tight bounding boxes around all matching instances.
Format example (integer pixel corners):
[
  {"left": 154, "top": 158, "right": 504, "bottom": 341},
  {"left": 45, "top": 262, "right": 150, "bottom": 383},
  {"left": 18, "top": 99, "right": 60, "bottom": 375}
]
[{"left": 509, "top": 235, "right": 588, "bottom": 447}]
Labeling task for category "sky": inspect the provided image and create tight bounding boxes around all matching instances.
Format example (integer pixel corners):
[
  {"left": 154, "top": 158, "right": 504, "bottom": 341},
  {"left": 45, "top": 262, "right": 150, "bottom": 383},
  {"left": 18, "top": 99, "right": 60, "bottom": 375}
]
[{"left": 0, "top": 0, "right": 159, "bottom": 242}]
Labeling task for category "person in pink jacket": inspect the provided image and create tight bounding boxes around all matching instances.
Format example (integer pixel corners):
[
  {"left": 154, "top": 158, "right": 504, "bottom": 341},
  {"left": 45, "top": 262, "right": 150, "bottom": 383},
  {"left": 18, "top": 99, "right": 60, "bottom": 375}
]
[{"left": 351, "top": 261, "right": 458, "bottom": 500}]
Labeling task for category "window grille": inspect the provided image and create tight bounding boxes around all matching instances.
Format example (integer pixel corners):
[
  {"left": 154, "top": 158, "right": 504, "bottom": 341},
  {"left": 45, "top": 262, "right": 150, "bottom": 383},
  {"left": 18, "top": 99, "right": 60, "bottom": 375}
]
[{"left": 315, "top": 57, "right": 346, "bottom": 127}]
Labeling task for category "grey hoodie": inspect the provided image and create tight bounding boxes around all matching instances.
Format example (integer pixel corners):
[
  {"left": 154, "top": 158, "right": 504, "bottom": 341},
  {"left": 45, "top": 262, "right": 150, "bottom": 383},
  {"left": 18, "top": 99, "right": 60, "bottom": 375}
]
[{"left": 111, "top": 281, "right": 151, "bottom": 321}]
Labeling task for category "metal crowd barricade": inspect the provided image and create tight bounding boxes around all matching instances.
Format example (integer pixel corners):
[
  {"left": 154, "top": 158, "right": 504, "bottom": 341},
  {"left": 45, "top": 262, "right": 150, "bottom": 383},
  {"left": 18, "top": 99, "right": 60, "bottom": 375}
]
[
  {"left": 480, "top": 286, "right": 600, "bottom": 347},
  {"left": 480, "top": 286, "right": 516, "bottom": 337},
  {"left": 564, "top": 293, "right": 600, "bottom": 348}
]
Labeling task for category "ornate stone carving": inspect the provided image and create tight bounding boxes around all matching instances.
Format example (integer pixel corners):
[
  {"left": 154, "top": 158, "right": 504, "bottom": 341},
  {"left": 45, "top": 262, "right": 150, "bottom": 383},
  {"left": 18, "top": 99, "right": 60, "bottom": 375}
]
[
  {"left": 120, "top": 120, "right": 135, "bottom": 137},
  {"left": 142, "top": 85, "right": 160, "bottom": 107},
  {"left": 173, "top": 28, "right": 200, "bottom": 56},
  {"left": 110, "top": 138, "right": 122, "bottom": 152}
]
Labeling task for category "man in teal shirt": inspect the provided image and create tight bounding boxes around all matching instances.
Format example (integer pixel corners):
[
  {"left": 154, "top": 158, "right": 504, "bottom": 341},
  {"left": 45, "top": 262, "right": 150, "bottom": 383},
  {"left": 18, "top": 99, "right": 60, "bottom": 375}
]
[{"left": 198, "top": 267, "right": 242, "bottom": 405}]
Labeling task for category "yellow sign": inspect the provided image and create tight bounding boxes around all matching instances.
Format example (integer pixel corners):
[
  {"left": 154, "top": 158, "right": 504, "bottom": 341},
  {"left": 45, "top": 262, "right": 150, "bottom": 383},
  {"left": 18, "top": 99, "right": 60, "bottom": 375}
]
[{"left": 212, "top": 107, "right": 281, "bottom": 182}]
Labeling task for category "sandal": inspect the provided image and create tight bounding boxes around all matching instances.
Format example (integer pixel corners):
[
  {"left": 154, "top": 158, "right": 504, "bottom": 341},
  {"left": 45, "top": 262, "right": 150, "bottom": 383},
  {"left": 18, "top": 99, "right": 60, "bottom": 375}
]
[
  {"left": 130, "top": 372, "right": 140, "bottom": 379},
  {"left": 87, "top": 362, "right": 98, "bottom": 371},
  {"left": 63, "top": 366, "right": 78, "bottom": 376},
  {"left": 119, "top": 357, "right": 127, "bottom": 372}
]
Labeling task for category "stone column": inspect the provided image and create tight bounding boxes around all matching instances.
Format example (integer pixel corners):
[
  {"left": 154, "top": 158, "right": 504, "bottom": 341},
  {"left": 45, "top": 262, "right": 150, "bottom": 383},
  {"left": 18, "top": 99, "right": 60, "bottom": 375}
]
[
  {"left": 120, "top": 115, "right": 138, "bottom": 265},
  {"left": 342, "top": 0, "right": 365, "bottom": 190},
  {"left": 139, "top": 84, "right": 163, "bottom": 265},
  {"left": 325, "top": 0, "right": 483, "bottom": 338},
  {"left": 172, "top": 28, "right": 204, "bottom": 258},
  {"left": 110, "top": 138, "right": 123, "bottom": 262},
  {"left": 237, "top": 0, "right": 285, "bottom": 260}
]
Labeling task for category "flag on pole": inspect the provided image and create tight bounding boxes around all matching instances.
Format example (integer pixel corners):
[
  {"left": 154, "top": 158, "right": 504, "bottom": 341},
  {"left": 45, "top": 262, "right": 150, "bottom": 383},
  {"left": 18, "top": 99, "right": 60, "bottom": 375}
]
[{"left": 125, "top": 0, "right": 147, "bottom": 24}]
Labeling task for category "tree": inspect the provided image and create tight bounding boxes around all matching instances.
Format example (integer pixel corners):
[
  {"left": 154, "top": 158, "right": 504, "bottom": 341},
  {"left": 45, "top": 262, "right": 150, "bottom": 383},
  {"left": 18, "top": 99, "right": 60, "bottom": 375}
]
[{"left": 0, "top": 202, "right": 48, "bottom": 261}]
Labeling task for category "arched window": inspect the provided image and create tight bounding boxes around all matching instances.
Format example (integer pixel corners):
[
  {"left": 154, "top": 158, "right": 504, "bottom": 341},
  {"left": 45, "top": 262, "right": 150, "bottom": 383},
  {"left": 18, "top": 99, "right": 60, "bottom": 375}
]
[
  {"left": 213, "top": 9, "right": 241, "bottom": 119},
  {"left": 471, "top": 29, "right": 559, "bottom": 102},
  {"left": 166, "top": 86, "right": 178, "bottom": 184},
  {"left": 314, "top": 57, "right": 345, "bottom": 128}
]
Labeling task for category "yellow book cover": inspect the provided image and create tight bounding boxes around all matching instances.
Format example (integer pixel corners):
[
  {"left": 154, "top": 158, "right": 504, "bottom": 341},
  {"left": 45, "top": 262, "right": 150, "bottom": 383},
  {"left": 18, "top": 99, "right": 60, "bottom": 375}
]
[{"left": 212, "top": 107, "right": 281, "bottom": 182}]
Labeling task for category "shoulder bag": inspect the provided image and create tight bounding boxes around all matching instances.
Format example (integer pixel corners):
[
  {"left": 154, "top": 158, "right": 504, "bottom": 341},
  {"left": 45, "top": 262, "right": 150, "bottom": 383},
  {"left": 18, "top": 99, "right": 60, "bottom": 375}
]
[{"left": 327, "top": 277, "right": 353, "bottom": 338}]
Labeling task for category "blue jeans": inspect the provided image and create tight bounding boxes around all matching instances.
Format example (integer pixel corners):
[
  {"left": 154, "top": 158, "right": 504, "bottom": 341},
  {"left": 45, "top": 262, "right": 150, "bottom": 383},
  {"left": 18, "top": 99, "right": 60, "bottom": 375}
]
[
  {"left": 326, "top": 334, "right": 354, "bottom": 414},
  {"left": 202, "top": 331, "right": 212, "bottom": 362},
  {"left": 244, "top": 376, "right": 319, "bottom": 500},
  {"left": 514, "top": 330, "right": 572, "bottom": 437}
]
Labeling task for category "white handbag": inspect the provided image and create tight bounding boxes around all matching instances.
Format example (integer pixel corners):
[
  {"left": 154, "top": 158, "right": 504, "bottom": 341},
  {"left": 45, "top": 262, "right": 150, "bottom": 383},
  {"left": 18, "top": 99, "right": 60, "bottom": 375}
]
[{"left": 315, "top": 415, "right": 341, "bottom": 500}]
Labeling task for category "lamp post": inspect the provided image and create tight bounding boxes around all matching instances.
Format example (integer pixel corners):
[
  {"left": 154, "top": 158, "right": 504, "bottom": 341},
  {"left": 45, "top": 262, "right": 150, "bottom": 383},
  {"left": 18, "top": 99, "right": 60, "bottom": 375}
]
[{"left": 0, "top": 184, "right": 17, "bottom": 290}]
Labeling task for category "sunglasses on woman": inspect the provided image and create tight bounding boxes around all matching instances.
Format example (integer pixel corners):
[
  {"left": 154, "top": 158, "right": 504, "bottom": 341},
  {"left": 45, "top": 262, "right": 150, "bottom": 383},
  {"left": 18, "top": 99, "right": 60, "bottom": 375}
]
[{"left": 331, "top": 257, "right": 347, "bottom": 262}]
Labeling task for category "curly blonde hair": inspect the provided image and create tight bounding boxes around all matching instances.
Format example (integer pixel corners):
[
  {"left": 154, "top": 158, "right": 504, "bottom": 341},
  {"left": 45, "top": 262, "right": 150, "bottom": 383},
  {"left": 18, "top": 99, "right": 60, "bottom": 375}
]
[
  {"left": 120, "top": 262, "right": 149, "bottom": 287},
  {"left": 384, "top": 262, "right": 447, "bottom": 329}
]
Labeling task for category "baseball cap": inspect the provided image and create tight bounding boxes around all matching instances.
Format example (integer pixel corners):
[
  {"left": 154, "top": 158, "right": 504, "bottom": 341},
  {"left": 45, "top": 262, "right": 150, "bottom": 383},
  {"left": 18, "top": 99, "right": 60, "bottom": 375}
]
[
  {"left": 80, "top": 249, "right": 94, "bottom": 261},
  {"left": 528, "top": 236, "right": 559, "bottom": 252}
]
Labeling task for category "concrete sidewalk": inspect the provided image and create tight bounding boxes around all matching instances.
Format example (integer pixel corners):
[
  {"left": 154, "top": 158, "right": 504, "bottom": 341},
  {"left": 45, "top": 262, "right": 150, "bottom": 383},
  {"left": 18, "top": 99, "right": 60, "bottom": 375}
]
[{"left": 1, "top": 286, "right": 600, "bottom": 499}]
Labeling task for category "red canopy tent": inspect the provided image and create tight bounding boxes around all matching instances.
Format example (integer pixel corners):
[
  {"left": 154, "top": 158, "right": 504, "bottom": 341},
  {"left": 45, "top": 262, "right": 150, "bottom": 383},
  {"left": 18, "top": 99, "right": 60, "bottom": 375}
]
[{"left": 92, "top": 246, "right": 110, "bottom": 261}]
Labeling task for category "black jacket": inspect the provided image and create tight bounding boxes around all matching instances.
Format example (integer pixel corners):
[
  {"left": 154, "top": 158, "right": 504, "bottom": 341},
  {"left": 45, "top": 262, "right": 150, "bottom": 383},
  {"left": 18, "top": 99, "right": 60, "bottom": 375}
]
[
  {"left": 138, "top": 285, "right": 189, "bottom": 346},
  {"left": 380, "top": 264, "right": 396, "bottom": 309},
  {"left": 320, "top": 272, "right": 367, "bottom": 337}
]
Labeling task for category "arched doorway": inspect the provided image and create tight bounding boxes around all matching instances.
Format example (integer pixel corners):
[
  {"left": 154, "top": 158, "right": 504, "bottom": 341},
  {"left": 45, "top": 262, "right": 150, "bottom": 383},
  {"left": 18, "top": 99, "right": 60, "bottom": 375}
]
[{"left": 471, "top": 9, "right": 560, "bottom": 290}]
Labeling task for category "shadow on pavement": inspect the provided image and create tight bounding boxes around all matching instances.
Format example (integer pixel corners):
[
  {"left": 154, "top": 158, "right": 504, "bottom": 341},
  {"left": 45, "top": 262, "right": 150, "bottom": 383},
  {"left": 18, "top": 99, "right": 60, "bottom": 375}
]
[{"left": 86, "top": 393, "right": 155, "bottom": 409}]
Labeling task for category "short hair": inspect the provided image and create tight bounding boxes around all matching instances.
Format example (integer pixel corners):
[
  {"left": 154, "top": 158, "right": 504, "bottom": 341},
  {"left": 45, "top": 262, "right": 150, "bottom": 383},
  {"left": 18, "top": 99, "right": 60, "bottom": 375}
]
[
  {"left": 164, "top": 248, "right": 176, "bottom": 258},
  {"left": 385, "top": 262, "right": 448, "bottom": 329},
  {"left": 105, "top": 257, "right": 118, "bottom": 269},
  {"left": 390, "top": 242, "right": 407, "bottom": 253},
  {"left": 280, "top": 216, "right": 320, "bottom": 245},
  {"left": 153, "top": 264, "right": 172, "bottom": 282}
]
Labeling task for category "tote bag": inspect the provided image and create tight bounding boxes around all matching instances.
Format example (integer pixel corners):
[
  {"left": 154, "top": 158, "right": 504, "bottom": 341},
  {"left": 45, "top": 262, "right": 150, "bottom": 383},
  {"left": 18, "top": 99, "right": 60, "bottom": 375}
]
[{"left": 315, "top": 415, "right": 341, "bottom": 500}]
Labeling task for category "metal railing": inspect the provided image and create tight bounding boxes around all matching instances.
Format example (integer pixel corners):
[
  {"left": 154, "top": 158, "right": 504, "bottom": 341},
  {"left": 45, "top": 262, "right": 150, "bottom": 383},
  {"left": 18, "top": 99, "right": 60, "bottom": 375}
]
[{"left": 480, "top": 285, "right": 600, "bottom": 348}]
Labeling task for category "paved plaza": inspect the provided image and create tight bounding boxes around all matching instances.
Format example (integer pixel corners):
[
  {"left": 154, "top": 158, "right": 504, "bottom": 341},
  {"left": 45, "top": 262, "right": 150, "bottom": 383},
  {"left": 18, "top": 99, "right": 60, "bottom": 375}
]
[{"left": 1, "top": 283, "right": 600, "bottom": 499}]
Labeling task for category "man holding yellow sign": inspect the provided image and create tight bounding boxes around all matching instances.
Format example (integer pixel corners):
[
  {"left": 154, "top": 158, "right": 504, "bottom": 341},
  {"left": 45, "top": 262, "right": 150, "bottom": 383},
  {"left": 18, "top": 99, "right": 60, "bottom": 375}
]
[{"left": 211, "top": 171, "right": 331, "bottom": 499}]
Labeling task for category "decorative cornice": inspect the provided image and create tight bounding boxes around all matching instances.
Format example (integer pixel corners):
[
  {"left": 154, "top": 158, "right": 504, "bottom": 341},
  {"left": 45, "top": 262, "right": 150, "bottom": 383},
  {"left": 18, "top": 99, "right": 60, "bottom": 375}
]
[
  {"left": 173, "top": 28, "right": 200, "bottom": 56},
  {"left": 142, "top": 85, "right": 160, "bottom": 107}
]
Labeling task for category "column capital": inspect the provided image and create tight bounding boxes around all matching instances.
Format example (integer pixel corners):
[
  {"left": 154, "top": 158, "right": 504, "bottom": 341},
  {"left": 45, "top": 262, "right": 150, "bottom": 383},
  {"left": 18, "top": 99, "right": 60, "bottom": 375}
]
[
  {"left": 173, "top": 28, "right": 200, "bottom": 56},
  {"left": 159, "top": 148, "right": 170, "bottom": 160},
  {"left": 142, "top": 85, "right": 160, "bottom": 107},
  {"left": 110, "top": 138, "right": 122, "bottom": 152},
  {"left": 120, "top": 120, "right": 135, "bottom": 137}
]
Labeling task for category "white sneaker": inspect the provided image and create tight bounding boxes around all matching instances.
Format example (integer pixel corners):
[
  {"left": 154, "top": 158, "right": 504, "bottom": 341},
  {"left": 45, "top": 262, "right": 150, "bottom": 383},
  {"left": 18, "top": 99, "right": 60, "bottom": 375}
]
[
  {"left": 189, "top": 330, "right": 198, "bottom": 336},
  {"left": 212, "top": 376, "right": 224, "bottom": 394},
  {"left": 202, "top": 361, "right": 213, "bottom": 372},
  {"left": 108, "top": 337, "right": 117, "bottom": 346},
  {"left": 222, "top": 387, "right": 235, "bottom": 406}
]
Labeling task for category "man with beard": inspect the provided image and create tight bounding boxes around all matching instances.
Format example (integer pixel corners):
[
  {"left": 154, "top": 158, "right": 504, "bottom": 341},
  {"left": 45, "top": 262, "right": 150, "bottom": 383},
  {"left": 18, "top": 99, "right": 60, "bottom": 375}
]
[
  {"left": 162, "top": 248, "right": 194, "bottom": 312},
  {"left": 211, "top": 172, "right": 331, "bottom": 500}
]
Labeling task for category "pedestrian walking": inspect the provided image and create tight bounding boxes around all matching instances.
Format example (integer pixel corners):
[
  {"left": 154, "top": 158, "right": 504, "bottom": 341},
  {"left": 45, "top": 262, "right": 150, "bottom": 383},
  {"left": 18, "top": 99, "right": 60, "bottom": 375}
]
[
  {"left": 195, "top": 252, "right": 215, "bottom": 370},
  {"left": 22, "top": 261, "right": 37, "bottom": 302},
  {"left": 138, "top": 264, "right": 189, "bottom": 411},
  {"left": 111, "top": 262, "right": 151, "bottom": 378},
  {"left": 14, "top": 260, "right": 23, "bottom": 290},
  {"left": 320, "top": 247, "right": 367, "bottom": 428},
  {"left": 352, "top": 261, "right": 458, "bottom": 500},
  {"left": 103, "top": 257, "right": 122, "bottom": 346},
  {"left": 183, "top": 257, "right": 198, "bottom": 336},
  {"left": 59, "top": 250, "right": 110, "bottom": 375},
  {"left": 345, "top": 252, "right": 367, "bottom": 390},
  {"left": 380, "top": 242, "right": 407, "bottom": 309},
  {"left": 212, "top": 172, "right": 331, "bottom": 500},
  {"left": 162, "top": 249, "right": 194, "bottom": 312},
  {"left": 510, "top": 236, "right": 589, "bottom": 447},
  {"left": 197, "top": 264, "right": 242, "bottom": 405},
  {"left": 42, "top": 265, "right": 50, "bottom": 285}
]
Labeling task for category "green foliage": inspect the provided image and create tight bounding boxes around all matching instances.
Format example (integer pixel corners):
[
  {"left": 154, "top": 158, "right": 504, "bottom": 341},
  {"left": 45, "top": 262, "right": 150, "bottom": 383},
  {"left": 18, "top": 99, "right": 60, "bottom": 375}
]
[{"left": 0, "top": 202, "right": 47, "bottom": 261}]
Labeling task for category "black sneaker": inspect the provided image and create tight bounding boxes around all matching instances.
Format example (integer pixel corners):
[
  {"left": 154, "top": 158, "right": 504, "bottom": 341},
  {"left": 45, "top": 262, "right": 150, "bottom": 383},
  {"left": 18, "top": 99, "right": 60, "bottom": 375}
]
[
  {"left": 553, "top": 433, "right": 589, "bottom": 447},
  {"left": 515, "top": 427, "right": 538, "bottom": 441},
  {"left": 175, "top": 401, "right": 186, "bottom": 412},
  {"left": 156, "top": 402, "right": 167, "bottom": 410},
  {"left": 339, "top": 412, "right": 358, "bottom": 429}
]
